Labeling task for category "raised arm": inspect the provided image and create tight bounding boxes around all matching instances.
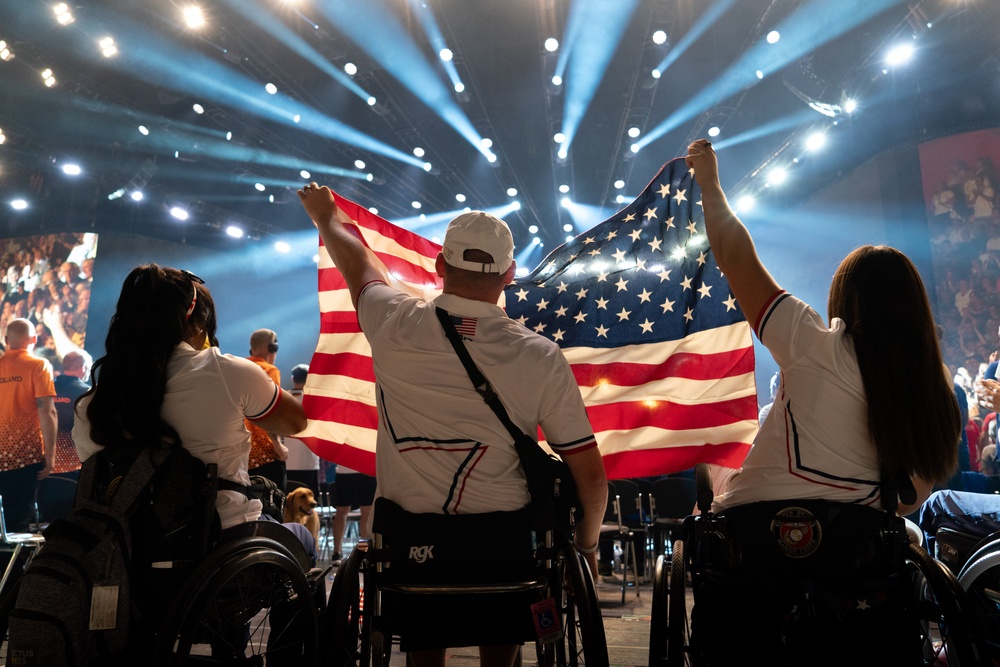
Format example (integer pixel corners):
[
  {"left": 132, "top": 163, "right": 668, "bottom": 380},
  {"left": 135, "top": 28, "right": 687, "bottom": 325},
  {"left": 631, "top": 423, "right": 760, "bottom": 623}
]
[
  {"left": 297, "top": 183, "right": 387, "bottom": 309},
  {"left": 686, "top": 139, "right": 781, "bottom": 327}
]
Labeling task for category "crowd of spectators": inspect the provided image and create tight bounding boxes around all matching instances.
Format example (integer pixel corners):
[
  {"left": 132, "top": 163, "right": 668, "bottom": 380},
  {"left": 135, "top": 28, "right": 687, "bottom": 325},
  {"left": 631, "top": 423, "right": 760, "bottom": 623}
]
[
  {"left": 929, "top": 156, "right": 1000, "bottom": 375},
  {"left": 0, "top": 233, "right": 96, "bottom": 366}
]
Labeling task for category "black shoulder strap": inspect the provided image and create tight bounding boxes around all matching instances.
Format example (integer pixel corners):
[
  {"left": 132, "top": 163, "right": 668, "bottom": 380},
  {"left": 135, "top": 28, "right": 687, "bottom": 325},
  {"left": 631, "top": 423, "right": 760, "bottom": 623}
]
[{"left": 435, "top": 306, "right": 527, "bottom": 444}]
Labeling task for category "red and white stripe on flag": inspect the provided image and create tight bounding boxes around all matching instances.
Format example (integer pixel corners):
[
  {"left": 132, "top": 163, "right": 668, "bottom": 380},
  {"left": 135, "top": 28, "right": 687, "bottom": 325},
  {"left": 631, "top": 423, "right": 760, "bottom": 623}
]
[{"left": 298, "top": 194, "right": 443, "bottom": 476}]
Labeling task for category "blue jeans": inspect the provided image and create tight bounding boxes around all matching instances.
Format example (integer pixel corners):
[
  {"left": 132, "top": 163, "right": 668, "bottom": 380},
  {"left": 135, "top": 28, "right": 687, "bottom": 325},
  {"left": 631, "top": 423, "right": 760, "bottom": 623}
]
[
  {"left": 0, "top": 463, "right": 43, "bottom": 532},
  {"left": 257, "top": 513, "right": 318, "bottom": 568},
  {"left": 919, "top": 489, "right": 1000, "bottom": 540}
]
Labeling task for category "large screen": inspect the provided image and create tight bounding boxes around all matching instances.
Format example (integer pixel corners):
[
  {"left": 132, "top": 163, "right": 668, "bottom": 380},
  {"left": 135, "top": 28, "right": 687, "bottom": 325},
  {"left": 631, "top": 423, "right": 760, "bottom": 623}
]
[
  {"left": 918, "top": 128, "right": 1000, "bottom": 379},
  {"left": 0, "top": 232, "right": 98, "bottom": 367}
]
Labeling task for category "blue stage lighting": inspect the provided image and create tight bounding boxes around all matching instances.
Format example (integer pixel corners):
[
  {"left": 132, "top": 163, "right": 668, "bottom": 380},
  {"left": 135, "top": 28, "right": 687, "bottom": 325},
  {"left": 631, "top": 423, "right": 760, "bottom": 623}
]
[{"left": 10, "top": 199, "right": 28, "bottom": 210}]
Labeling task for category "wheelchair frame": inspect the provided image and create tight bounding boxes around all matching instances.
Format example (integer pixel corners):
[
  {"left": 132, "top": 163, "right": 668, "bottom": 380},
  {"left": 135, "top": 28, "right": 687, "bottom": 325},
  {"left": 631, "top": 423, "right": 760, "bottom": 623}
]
[
  {"left": 648, "top": 464, "right": 990, "bottom": 667},
  {"left": 327, "top": 533, "right": 609, "bottom": 667}
]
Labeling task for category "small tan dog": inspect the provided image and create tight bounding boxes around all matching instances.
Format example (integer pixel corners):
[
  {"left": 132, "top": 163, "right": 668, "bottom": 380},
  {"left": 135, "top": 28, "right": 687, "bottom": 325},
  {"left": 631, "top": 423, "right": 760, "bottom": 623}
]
[{"left": 283, "top": 487, "right": 321, "bottom": 546}]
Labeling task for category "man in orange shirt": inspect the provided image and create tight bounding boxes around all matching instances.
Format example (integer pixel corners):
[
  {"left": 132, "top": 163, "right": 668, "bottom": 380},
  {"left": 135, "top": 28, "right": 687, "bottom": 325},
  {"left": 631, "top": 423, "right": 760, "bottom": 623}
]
[
  {"left": 245, "top": 328, "right": 288, "bottom": 491},
  {"left": 0, "top": 318, "right": 57, "bottom": 532}
]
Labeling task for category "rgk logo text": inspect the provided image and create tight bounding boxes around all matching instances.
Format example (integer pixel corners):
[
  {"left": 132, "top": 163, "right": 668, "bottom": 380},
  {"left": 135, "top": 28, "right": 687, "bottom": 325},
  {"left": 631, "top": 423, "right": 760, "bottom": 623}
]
[{"left": 408, "top": 545, "right": 434, "bottom": 563}]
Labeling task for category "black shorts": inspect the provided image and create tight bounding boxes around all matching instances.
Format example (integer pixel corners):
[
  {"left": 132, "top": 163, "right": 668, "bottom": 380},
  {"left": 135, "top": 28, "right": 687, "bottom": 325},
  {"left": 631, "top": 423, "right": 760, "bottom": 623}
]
[{"left": 334, "top": 472, "right": 376, "bottom": 507}]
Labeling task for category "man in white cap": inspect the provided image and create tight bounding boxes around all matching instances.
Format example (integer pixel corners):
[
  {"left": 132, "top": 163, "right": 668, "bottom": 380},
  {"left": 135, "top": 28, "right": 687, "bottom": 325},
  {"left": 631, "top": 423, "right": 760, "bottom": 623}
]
[{"left": 297, "top": 184, "right": 607, "bottom": 667}]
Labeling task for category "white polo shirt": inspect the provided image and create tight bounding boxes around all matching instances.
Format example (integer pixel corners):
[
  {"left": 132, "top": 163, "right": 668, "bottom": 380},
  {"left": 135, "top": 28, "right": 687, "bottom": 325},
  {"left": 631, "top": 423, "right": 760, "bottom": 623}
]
[
  {"left": 75, "top": 343, "right": 281, "bottom": 529},
  {"left": 358, "top": 282, "right": 596, "bottom": 515},
  {"left": 715, "top": 292, "right": 882, "bottom": 511}
]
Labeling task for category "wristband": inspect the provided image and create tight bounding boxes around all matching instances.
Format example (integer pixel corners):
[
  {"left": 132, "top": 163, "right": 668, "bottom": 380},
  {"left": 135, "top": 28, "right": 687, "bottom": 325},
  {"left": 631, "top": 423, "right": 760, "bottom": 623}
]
[{"left": 574, "top": 541, "right": 598, "bottom": 554}]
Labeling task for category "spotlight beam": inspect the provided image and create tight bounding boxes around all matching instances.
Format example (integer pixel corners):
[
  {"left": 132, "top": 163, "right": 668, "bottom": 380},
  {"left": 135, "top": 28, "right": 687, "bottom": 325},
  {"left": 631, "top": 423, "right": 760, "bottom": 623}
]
[
  {"left": 316, "top": 0, "right": 492, "bottom": 160},
  {"left": 636, "top": 0, "right": 908, "bottom": 151},
  {"left": 560, "top": 0, "right": 640, "bottom": 154},
  {"left": 220, "top": 0, "right": 374, "bottom": 105},
  {"left": 407, "top": 0, "right": 465, "bottom": 92},
  {"left": 83, "top": 9, "right": 423, "bottom": 167},
  {"left": 654, "top": 0, "right": 738, "bottom": 75},
  {"left": 711, "top": 108, "right": 817, "bottom": 150}
]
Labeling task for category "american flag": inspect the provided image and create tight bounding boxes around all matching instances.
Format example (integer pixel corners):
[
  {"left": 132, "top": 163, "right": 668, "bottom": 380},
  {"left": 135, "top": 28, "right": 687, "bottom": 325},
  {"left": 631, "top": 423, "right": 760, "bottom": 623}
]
[{"left": 299, "top": 157, "right": 758, "bottom": 478}]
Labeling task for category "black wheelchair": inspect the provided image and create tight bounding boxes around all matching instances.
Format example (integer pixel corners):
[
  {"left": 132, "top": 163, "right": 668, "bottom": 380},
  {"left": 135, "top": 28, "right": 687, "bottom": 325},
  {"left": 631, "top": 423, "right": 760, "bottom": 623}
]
[
  {"left": 0, "top": 444, "right": 331, "bottom": 666},
  {"left": 925, "top": 520, "right": 1000, "bottom": 662},
  {"left": 648, "top": 464, "right": 990, "bottom": 667},
  {"left": 326, "top": 497, "right": 608, "bottom": 667}
]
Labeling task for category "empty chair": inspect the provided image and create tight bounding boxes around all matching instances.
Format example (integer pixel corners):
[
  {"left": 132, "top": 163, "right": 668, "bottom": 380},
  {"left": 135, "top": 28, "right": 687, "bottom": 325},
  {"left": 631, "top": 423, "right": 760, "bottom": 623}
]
[{"left": 649, "top": 476, "right": 698, "bottom": 557}]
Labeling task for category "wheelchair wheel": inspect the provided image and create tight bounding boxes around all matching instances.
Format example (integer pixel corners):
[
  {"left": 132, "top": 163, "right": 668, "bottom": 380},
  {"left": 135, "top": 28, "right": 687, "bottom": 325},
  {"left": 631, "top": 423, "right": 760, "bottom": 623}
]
[
  {"left": 647, "top": 554, "right": 668, "bottom": 667},
  {"left": 666, "top": 540, "right": 688, "bottom": 667},
  {"left": 906, "top": 542, "right": 989, "bottom": 666},
  {"left": 152, "top": 537, "right": 319, "bottom": 666},
  {"left": 957, "top": 535, "right": 1000, "bottom": 661},
  {"left": 549, "top": 549, "right": 608, "bottom": 667},
  {"left": 327, "top": 545, "right": 389, "bottom": 667}
]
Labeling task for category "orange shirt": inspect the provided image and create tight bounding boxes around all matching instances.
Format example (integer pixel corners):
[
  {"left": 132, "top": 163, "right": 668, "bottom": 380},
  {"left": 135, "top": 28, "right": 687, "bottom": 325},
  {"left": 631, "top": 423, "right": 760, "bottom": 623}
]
[
  {"left": 0, "top": 349, "right": 56, "bottom": 472},
  {"left": 245, "top": 357, "right": 281, "bottom": 469}
]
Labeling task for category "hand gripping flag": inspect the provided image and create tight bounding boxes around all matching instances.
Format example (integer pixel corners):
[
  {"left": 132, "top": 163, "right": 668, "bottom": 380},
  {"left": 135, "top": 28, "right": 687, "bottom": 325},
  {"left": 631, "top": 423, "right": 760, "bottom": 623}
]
[{"left": 299, "top": 157, "right": 758, "bottom": 478}]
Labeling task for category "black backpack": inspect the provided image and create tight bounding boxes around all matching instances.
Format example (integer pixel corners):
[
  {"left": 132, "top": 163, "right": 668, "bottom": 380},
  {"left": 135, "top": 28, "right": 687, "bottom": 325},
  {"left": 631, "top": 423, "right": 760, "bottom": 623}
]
[{"left": 6, "top": 444, "right": 218, "bottom": 666}]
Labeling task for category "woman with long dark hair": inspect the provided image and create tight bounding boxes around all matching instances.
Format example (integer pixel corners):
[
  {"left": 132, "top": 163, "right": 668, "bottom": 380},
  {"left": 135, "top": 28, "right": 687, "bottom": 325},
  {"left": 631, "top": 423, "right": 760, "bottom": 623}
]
[
  {"left": 74, "top": 264, "right": 308, "bottom": 532},
  {"left": 686, "top": 139, "right": 959, "bottom": 514}
]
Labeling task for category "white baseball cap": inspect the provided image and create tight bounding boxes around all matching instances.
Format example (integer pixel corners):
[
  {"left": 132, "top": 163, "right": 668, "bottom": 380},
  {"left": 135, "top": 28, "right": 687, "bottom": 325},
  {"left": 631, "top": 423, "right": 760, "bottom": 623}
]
[{"left": 441, "top": 210, "right": 514, "bottom": 274}]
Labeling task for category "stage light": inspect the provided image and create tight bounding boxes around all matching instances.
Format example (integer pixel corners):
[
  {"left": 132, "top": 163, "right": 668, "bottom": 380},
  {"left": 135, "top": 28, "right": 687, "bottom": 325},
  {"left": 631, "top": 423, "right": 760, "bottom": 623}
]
[
  {"left": 560, "top": 197, "right": 571, "bottom": 208},
  {"left": 544, "top": 38, "right": 559, "bottom": 52},
  {"left": 766, "top": 30, "right": 780, "bottom": 44},
  {"left": 265, "top": 83, "right": 278, "bottom": 95},
  {"left": 455, "top": 194, "right": 466, "bottom": 203},
  {"left": 563, "top": 223, "right": 573, "bottom": 232},
  {"left": 507, "top": 188, "right": 517, "bottom": 197},
  {"left": 554, "top": 133, "right": 566, "bottom": 144},
  {"left": 366, "top": 173, "right": 373, "bottom": 182},
  {"left": 344, "top": 62, "right": 357, "bottom": 76},
  {"left": 767, "top": 167, "right": 788, "bottom": 186},
  {"left": 108, "top": 189, "right": 125, "bottom": 200},
  {"left": 170, "top": 206, "right": 189, "bottom": 220},
  {"left": 653, "top": 30, "right": 667, "bottom": 46},
  {"left": 226, "top": 225, "right": 244, "bottom": 238},
  {"left": 886, "top": 42, "right": 914, "bottom": 67},
  {"left": 534, "top": 238, "right": 542, "bottom": 246},
  {"left": 559, "top": 184, "right": 570, "bottom": 194},
  {"left": 651, "top": 69, "right": 661, "bottom": 79},
  {"left": 192, "top": 103, "right": 204, "bottom": 114},
  {"left": 53, "top": 3, "right": 75, "bottom": 25},
  {"left": 366, "top": 97, "right": 376, "bottom": 106},
  {"left": 11, "top": 199, "right": 28, "bottom": 210},
  {"left": 411, "top": 201, "right": 421, "bottom": 209},
  {"left": 369, "top": 207, "right": 379, "bottom": 215},
  {"left": 566, "top": 235, "right": 574, "bottom": 243},
  {"left": 413, "top": 147, "right": 425, "bottom": 157},
  {"left": 41, "top": 69, "right": 57, "bottom": 87},
  {"left": 182, "top": 6, "right": 206, "bottom": 29},
  {"left": 130, "top": 191, "right": 144, "bottom": 201},
  {"left": 552, "top": 75, "right": 562, "bottom": 86},
  {"left": 805, "top": 132, "right": 827, "bottom": 152},
  {"left": 354, "top": 160, "right": 366, "bottom": 170},
  {"left": 422, "top": 162, "right": 432, "bottom": 172},
  {"left": 736, "top": 195, "right": 755, "bottom": 212},
  {"left": 293, "top": 115, "right": 299, "bottom": 123},
  {"left": 616, "top": 195, "right": 626, "bottom": 204},
  {"left": 528, "top": 225, "right": 539, "bottom": 234},
  {"left": 454, "top": 82, "right": 464, "bottom": 93},
  {"left": 300, "top": 170, "right": 310, "bottom": 179},
  {"left": 557, "top": 147, "right": 568, "bottom": 160},
  {"left": 756, "top": 70, "right": 764, "bottom": 79},
  {"left": 487, "top": 154, "right": 497, "bottom": 164},
  {"left": 0, "top": 41, "right": 13, "bottom": 61},
  {"left": 844, "top": 98, "right": 858, "bottom": 114},
  {"left": 630, "top": 144, "right": 640, "bottom": 153},
  {"left": 439, "top": 48, "right": 453, "bottom": 62},
  {"left": 61, "top": 163, "right": 81, "bottom": 176},
  {"left": 627, "top": 127, "right": 640, "bottom": 138},
  {"left": 708, "top": 126, "right": 721, "bottom": 137},
  {"left": 512, "top": 201, "right": 521, "bottom": 211},
  {"left": 98, "top": 37, "right": 118, "bottom": 58},
  {"left": 614, "top": 180, "right": 625, "bottom": 189},
  {"left": 481, "top": 138, "right": 493, "bottom": 149},
  {"left": 254, "top": 183, "right": 265, "bottom": 191},
  {"left": 0, "top": 128, "right": 5, "bottom": 144},
  {"left": 274, "top": 241, "right": 290, "bottom": 253}
]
